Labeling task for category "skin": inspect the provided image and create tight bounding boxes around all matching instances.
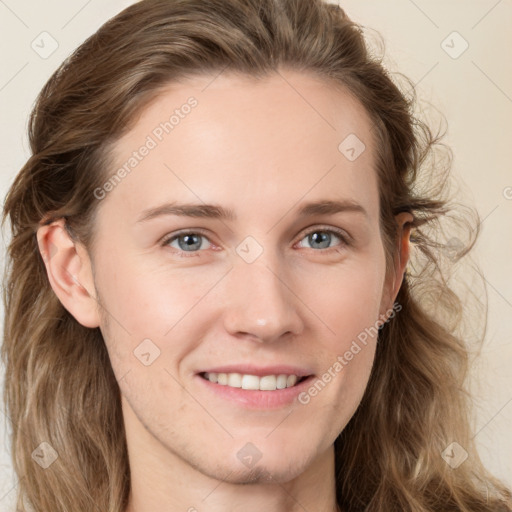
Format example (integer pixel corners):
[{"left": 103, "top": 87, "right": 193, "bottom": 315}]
[{"left": 37, "top": 69, "right": 412, "bottom": 512}]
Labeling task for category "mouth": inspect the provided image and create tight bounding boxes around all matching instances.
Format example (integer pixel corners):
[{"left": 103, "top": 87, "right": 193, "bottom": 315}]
[{"left": 199, "top": 371, "right": 311, "bottom": 391}]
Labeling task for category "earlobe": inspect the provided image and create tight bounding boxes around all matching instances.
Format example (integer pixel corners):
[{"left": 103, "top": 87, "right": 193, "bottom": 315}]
[{"left": 37, "top": 219, "right": 101, "bottom": 328}]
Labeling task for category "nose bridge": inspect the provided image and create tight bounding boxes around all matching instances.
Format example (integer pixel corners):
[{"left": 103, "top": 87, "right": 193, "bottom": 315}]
[{"left": 222, "top": 244, "right": 303, "bottom": 342}]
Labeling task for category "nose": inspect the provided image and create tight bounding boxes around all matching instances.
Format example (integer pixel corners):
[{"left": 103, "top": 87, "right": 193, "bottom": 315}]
[{"left": 221, "top": 256, "right": 304, "bottom": 344}]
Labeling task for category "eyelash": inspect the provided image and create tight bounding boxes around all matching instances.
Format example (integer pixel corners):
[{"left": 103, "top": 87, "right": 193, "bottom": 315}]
[{"left": 160, "top": 225, "right": 351, "bottom": 257}]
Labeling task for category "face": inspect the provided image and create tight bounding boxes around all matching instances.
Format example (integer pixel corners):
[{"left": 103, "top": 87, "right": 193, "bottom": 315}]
[{"left": 41, "top": 69, "right": 408, "bottom": 486}]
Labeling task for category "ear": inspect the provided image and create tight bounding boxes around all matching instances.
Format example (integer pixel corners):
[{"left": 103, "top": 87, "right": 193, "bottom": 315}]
[
  {"left": 379, "top": 212, "right": 413, "bottom": 317},
  {"left": 36, "top": 219, "right": 100, "bottom": 328}
]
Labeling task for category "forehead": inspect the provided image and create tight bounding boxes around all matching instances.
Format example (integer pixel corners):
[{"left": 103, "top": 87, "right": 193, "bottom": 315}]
[{"left": 99, "top": 69, "right": 379, "bottom": 224}]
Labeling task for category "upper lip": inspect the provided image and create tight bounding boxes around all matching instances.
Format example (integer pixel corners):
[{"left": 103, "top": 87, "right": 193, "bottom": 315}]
[{"left": 198, "top": 364, "right": 314, "bottom": 378}]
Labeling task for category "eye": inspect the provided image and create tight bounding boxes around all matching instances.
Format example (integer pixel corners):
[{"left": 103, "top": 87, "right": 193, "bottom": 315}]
[
  {"left": 296, "top": 226, "right": 349, "bottom": 251},
  {"left": 161, "top": 226, "right": 350, "bottom": 257},
  {"left": 161, "top": 230, "right": 213, "bottom": 256}
]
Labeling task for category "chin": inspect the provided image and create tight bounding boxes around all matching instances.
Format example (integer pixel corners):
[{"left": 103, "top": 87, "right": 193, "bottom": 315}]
[
  {"left": 217, "top": 463, "right": 304, "bottom": 485},
  {"left": 203, "top": 447, "right": 312, "bottom": 485}
]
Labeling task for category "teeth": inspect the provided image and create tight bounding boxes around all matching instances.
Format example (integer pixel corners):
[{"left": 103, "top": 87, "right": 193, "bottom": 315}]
[
  {"left": 228, "top": 373, "right": 242, "bottom": 388},
  {"left": 203, "top": 372, "right": 303, "bottom": 391},
  {"left": 276, "top": 374, "right": 288, "bottom": 389},
  {"left": 242, "top": 374, "right": 260, "bottom": 390}
]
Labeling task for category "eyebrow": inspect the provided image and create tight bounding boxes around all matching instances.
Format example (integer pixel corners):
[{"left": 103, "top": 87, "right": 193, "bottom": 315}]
[{"left": 136, "top": 199, "right": 367, "bottom": 223}]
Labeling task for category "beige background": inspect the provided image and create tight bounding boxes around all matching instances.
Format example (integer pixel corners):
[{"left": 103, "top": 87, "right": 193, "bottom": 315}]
[{"left": 0, "top": 0, "right": 511, "bottom": 507}]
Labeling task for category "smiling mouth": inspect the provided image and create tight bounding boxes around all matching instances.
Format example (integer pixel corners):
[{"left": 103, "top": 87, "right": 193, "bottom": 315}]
[{"left": 200, "top": 372, "right": 310, "bottom": 391}]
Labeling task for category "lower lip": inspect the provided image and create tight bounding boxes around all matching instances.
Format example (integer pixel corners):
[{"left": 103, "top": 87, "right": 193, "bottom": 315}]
[{"left": 195, "top": 374, "right": 315, "bottom": 409}]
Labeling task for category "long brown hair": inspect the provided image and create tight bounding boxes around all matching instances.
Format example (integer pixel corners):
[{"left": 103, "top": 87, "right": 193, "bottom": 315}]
[{"left": 2, "top": 1, "right": 511, "bottom": 510}]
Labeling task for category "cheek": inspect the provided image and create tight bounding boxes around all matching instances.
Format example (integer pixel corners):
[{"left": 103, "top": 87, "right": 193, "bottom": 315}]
[
  {"left": 295, "top": 254, "right": 387, "bottom": 349},
  {"left": 94, "top": 253, "right": 219, "bottom": 334},
  {"left": 93, "top": 254, "right": 228, "bottom": 383}
]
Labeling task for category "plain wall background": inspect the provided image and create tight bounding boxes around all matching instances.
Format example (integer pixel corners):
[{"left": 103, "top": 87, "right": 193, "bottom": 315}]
[{"left": 0, "top": 0, "right": 511, "bottom": 507}]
